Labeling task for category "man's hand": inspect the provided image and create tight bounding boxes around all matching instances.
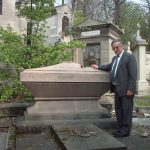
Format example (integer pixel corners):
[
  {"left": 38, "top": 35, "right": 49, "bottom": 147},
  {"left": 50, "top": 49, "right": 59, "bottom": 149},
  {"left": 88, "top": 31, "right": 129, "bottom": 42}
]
[
  {"left": 127, "top": 90, "right": 133, "bottom": 97},
  {"left": 91, "top": 64, "right": 98, "bottom": 69}
]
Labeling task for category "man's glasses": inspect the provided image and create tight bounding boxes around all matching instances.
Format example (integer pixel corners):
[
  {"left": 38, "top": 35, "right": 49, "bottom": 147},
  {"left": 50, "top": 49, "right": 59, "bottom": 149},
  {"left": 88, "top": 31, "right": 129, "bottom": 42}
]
[{"left": 112, "top": 46, "right": 119, "bottom": 50}]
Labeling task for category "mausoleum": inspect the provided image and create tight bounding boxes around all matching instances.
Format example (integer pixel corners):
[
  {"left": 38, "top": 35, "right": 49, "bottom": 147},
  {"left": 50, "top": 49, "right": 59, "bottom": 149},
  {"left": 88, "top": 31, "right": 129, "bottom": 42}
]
[{"left": 73, "top": 19, "right": 123, "bottom": 66}]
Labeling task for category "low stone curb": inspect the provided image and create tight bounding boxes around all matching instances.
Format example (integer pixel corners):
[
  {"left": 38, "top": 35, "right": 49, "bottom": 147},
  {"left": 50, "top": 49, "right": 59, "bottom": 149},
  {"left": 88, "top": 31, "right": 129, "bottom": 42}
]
[
  {"left": 133, "top": 118, "right": 150, "bottom": 126},
  {"left": 0, "top": 103, "right": 33, "bottom": 117},
  {"left": 0, "top": 103, "right": 33, "bottom": 128},
  {"left": 135, "top": 105, "right": 150, "bottom": 114},
  {"left": 5, "top": 126, "right": 16, "bottom": 150}
]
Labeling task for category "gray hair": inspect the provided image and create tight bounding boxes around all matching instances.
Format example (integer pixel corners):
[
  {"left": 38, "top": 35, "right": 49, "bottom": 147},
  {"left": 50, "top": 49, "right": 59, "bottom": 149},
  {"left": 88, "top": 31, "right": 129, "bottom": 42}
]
[{"left": 111, "top": 39, "right": 123, "bottom": 46}]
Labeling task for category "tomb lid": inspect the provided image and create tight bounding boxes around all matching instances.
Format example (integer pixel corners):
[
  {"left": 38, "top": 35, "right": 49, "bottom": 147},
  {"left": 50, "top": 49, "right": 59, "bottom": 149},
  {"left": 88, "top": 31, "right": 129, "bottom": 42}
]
[
  {"left": 20, "top": 62, "right": 110, "bottom": 82},
  {"left": 24, "top": 62, "right": 100, "bottom": 72}
]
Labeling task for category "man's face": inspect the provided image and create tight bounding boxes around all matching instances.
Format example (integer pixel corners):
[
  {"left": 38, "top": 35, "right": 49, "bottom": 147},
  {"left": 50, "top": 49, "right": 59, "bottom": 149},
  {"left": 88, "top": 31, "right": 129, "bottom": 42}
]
[{"left": 112, "top": 41, "right": 123, "bottom": 55}]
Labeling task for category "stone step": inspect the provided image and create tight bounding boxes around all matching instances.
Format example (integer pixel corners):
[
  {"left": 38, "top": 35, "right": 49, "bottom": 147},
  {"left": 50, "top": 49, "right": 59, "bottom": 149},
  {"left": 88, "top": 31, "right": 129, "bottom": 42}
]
[
  {"left": 24, "top": 111, "right": 111, "bottom": 121},
  {"left": 52, "top": 123, "right": 127, "bottom": 150}
]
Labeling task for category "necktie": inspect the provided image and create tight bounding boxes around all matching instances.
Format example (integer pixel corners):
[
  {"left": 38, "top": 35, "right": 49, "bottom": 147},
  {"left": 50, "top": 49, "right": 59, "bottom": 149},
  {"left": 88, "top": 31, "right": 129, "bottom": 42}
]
[{"left": 110, "top": 55, "right": 119, "bottom": 85}]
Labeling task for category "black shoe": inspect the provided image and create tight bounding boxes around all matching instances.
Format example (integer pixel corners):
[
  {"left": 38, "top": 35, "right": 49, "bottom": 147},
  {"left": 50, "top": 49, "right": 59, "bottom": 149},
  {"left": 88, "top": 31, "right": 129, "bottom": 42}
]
[
  {"left": 113, "top": 130, "right": 130, "bottom": 137},
  {"left": 113, "top": 129, "right": 120, "bottom": 136}
]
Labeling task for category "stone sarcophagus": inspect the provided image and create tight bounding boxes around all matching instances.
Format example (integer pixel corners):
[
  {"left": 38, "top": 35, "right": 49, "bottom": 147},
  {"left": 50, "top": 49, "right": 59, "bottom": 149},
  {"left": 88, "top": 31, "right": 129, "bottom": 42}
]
[{"left": 20, "top": 62, "right": 110, "bottom": 120}]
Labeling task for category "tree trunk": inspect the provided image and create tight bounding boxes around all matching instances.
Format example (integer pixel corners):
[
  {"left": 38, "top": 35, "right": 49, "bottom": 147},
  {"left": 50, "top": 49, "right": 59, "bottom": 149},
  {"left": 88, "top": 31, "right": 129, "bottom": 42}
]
[{"left": 113, "top": 0, "right": 126, "bottom": 25}]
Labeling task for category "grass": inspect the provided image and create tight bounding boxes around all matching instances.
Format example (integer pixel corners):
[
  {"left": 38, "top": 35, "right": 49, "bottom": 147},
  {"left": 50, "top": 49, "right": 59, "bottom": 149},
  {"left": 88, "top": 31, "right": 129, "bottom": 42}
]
[{"left": 134, "top": 96, "right": 150, "bottom": 106}]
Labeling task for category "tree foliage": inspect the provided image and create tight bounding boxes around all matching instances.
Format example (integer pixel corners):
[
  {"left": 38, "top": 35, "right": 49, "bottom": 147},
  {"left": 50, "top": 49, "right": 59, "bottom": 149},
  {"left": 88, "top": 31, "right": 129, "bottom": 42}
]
[
  {"left": 112, "top": 0, "right": 126, "bottom": 25},
  {"left": 72, "top": 10, "right": 85, "bottom": 26},
  {"left": 70, "top": 0, "right": 149, "bottom": 47},
  {"left": 0, "top": 0, "right": 84, "bottom": 102},
  {"left": 119, "top": 2, "right": 146, "bottom": 44},
  {"left": 70, "top": 0, "right": 125, "bottom": 24},
  {"left": 17, "top": 0, "right": 55, "bottom": 22},
  {"left": 138, "top": 0, "right": 150, "bottom": 51}
]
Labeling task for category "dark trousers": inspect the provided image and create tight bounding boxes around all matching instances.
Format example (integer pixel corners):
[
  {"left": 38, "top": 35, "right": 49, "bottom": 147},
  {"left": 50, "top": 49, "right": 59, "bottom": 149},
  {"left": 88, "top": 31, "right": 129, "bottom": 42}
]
[{"left": 115, "top": 93, "right": 133, "bottom": 134}]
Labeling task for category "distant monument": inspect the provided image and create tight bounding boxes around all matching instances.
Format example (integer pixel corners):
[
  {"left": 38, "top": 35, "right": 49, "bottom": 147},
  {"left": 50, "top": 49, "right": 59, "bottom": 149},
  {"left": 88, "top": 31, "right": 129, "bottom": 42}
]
[{"left": 132, "top": 24, "right": 150, "bottom": 94}]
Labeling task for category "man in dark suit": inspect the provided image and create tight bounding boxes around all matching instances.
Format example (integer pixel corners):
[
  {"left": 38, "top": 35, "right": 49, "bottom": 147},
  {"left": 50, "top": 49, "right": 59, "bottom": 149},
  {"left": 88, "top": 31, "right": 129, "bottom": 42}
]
[{"left": 91, "top": 39, "right": 137, "bottom": 137}]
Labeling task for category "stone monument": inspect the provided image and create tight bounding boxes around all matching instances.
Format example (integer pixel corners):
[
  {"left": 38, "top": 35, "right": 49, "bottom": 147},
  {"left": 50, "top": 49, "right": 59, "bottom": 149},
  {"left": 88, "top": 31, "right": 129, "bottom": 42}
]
[
  {"left": 20, "top": 62, "right": 110, "bottom": 120},
  {"left": 132, "top": 24, "right": 150, "bottom": 94}
]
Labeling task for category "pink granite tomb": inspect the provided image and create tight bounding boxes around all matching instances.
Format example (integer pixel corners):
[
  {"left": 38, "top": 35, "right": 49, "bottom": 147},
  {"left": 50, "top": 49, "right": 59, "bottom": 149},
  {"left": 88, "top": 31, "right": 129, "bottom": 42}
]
[{"left": 20, "top": 62, "right": 110, "bottom": 120}]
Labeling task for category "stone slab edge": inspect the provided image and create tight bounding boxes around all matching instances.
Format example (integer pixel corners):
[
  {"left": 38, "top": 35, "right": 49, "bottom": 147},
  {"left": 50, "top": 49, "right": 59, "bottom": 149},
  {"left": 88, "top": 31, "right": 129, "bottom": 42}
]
[{"left": 51, "top": 123, "right": 127, "bottom": 150}]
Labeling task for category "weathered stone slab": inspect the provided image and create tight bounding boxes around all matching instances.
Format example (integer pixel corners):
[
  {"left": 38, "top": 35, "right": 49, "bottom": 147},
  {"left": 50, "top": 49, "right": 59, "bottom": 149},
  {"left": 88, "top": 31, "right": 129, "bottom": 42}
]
[
  {"left": 0, "top": 132, "right": 7, "bottom": 150},
  {"left": 52, "top": 123, "right": 127, "bottom": 150}
]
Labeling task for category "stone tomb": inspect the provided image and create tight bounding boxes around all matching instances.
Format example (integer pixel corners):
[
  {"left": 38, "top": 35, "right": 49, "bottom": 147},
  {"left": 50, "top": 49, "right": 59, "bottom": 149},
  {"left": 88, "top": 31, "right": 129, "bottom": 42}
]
[{"left": 20, "top": 62, "right": 110, "bottom": 120}]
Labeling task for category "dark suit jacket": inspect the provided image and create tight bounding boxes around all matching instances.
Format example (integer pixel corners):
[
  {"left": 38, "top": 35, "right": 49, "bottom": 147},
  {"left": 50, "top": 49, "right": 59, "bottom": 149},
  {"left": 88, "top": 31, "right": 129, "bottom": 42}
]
[{"left": 98, "top": 51, "right": 137, "bottom": 96}]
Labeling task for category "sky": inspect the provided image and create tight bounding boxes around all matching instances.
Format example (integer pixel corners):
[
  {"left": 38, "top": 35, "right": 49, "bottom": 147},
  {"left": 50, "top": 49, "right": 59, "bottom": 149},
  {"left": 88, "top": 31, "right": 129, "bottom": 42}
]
[
  {"left": 129, "top": 0, "right": 141, "bottom": 3},
  {"left": 55, "top": 0, "right": 69, "bottom": 6}
]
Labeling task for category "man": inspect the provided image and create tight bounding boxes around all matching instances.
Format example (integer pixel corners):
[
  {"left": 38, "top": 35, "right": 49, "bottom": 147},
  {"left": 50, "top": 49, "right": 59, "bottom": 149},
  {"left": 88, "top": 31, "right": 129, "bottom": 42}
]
[{"left": 91, "top": 39, "right": 137, "bottom": 137}]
